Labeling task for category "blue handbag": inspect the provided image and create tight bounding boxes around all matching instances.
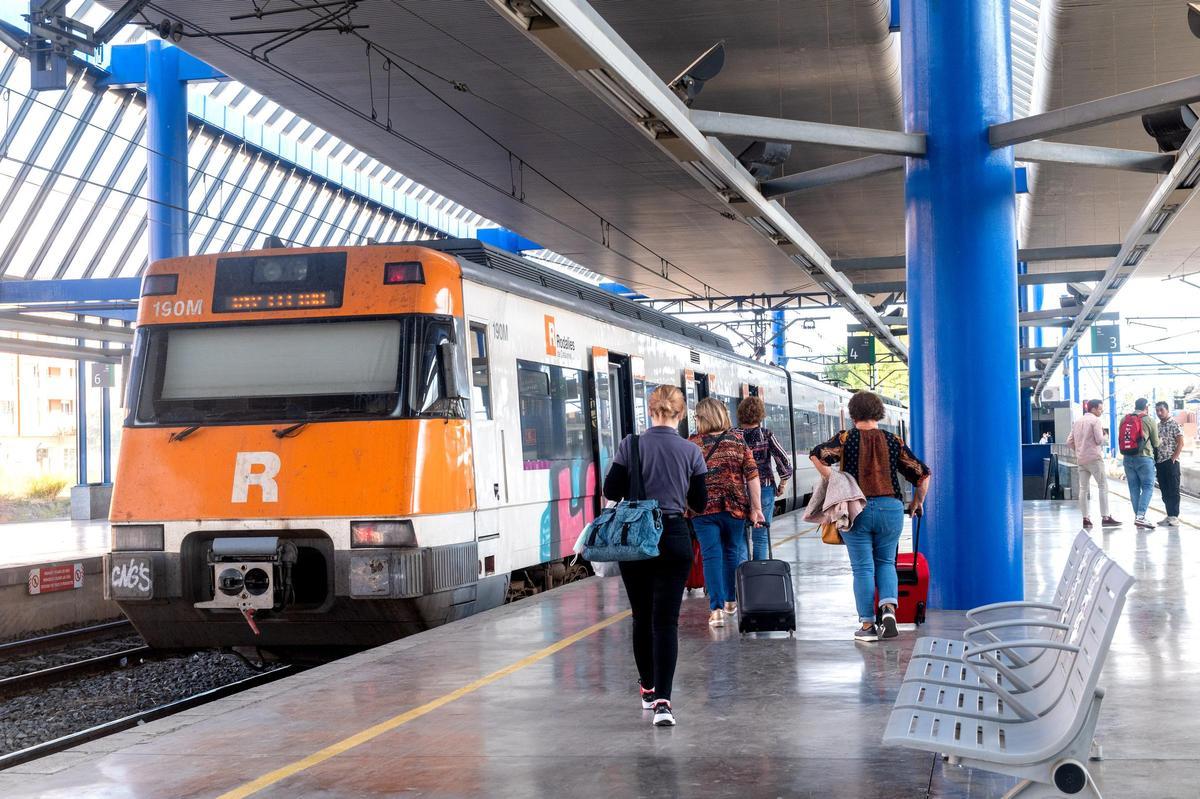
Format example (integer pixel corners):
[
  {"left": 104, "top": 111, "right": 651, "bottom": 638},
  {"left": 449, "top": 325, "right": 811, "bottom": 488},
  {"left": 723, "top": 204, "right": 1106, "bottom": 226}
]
[{"left": 582, "top": 434, "right": 663, "bottom": 562}]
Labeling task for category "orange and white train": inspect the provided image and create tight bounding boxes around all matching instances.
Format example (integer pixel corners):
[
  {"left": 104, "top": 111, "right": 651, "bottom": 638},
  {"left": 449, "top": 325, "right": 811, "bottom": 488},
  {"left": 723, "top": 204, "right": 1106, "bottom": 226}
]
[{"left": 105, "top": 239, "right": 905, "bottom": 654}]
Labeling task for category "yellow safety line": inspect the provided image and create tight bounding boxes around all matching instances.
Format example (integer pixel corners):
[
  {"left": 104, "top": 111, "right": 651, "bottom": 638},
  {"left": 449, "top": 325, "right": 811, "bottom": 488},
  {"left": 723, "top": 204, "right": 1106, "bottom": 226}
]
[
  {"left": 1106, "top": 489, "right": 1200, "bottom": 530},
  {"left": 218, "top": 609, "right": 632, "bottom": 799},
  {"left": 772, "top": 525, "right": 820, "bottom": 546}
]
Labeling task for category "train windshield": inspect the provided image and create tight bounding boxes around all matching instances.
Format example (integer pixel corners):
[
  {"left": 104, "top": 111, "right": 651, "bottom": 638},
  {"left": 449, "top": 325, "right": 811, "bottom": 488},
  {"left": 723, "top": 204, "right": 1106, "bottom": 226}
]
[{"left": 131, "top": 316, "right": 465, "bottom": 425}]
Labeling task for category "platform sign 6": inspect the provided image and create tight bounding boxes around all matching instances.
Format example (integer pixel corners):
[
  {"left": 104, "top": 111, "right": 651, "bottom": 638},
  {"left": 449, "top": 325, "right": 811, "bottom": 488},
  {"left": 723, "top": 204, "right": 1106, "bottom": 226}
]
[
  {"left": 847, "top": 335, "right": 876, "bottom": 365},
  {"left": 1090, "top": 324, "right": 1120, "bottom": 353},
  {"left": 28, "top": 563, "right": 84, "bottom": 595}
]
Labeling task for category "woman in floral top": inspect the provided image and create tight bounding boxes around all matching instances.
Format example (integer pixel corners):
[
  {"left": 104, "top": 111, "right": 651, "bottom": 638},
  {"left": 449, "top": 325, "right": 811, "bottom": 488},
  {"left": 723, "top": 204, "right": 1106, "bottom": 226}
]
[
  {"left": 689, "top": 397, "right": 764, "bottom": 627},
  {"left": 810, "top": 391, "right": 931, "bottom": 643}
]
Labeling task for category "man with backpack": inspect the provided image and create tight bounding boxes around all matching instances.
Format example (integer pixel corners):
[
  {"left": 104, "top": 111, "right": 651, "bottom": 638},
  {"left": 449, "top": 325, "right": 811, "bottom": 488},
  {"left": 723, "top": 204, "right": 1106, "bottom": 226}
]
[{"left": 1119, "top": 398, "right": 1160, "bottom": 530}]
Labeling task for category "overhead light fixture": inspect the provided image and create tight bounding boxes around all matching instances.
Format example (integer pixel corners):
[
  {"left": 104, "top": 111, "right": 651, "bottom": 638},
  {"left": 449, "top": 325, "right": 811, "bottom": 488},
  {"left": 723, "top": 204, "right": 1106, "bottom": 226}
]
[
  {"left": 1190, "top": 2, "right": 1200, "bottom": 39},
  {"left": 1141, "top": 105, "right": 1198, "bottom": 152},
  {"left": 668, "top": 41, "right": 725, "bottom": 106},
  {"left": 801, "top": 318, "right": 816, "bottom": 330},
  {"left": 737, "top": 140, "right": 793, "bottom": 181}
]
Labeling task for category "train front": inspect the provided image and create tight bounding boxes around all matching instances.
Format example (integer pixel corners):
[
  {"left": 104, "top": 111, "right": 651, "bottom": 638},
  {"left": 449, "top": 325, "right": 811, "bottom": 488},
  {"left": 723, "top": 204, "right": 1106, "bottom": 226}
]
[{"left": 105, "top": 245, "right": 496, "bottom": 654}]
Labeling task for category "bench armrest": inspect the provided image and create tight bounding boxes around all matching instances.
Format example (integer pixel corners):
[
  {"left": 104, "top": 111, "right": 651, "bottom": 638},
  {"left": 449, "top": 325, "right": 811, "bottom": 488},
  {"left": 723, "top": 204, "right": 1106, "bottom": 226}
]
[
  {"left": 964, "top": 619, "right": 1070, "bottom": 646},
  {"left": 964, "top": 638, "right": 1080, "bottom": 698},
  {"left": 965, "top": 601, "right": 1061, "bottom": 623},
  {"left": 964, "top": 638, "right": 1080, "bottom": 659}
]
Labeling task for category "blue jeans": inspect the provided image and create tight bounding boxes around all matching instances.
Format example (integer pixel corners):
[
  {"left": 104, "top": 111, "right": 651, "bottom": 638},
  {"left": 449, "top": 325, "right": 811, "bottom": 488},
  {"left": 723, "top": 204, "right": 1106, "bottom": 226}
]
[
  {"left": 1123, "top": 455, "right": 1156, "bottom": 518},
  {"left": 840, "top": 497, "right": 904, "bottom": 623},
  {"left": 691, "top": 511, "right": 748, "bottom": 610},
  {"left": 751, "top": 485, "right": 776, "bottom": 560}
]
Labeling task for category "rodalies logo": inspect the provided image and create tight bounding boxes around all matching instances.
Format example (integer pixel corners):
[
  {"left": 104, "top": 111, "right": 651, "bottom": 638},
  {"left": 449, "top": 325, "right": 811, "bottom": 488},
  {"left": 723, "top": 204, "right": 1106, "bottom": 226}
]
[{"left": 544, "top": 315, "right": 576, "bottom": 356}]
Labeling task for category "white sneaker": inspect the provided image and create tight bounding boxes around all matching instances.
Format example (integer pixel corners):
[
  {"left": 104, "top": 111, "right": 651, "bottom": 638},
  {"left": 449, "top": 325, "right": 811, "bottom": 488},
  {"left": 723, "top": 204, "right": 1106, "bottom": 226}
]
[
  {"left": 1167, "top": 517, "right": 1181, "bottom": 527},
  {"left": 1157, "top": 517, "right": 1173, "bottom": 527},
  {"left": 1134, "top": 517, "right": 1155, "bottom": 530},
  {"left": 652, "top": 700, "right": 676, "bottom": 727}
]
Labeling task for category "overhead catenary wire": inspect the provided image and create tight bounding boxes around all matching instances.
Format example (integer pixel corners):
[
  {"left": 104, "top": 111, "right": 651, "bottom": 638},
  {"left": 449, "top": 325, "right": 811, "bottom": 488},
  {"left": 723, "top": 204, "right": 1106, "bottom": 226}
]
[{"left": 146, "top": 2, "right": 716, "bottom": 297}]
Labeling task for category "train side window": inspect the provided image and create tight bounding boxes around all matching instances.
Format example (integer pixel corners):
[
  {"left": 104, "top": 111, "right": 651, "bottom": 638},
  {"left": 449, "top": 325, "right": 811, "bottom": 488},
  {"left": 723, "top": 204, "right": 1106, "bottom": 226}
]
[
  {"left": 469, "top": 323, "right": 491, "bottom": 420},
  {"left": 410, "top": 319, "right": 464, "bottom": 418},
  {"left": 516, "top": 360, "right": 593, "bottom": 467}
]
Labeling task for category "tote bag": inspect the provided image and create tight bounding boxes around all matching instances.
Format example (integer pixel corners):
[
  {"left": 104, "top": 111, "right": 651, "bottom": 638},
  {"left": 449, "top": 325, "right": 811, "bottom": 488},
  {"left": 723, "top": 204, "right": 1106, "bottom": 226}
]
[{"left": 582, "top": 435, "right": 663, "bottom": 562}]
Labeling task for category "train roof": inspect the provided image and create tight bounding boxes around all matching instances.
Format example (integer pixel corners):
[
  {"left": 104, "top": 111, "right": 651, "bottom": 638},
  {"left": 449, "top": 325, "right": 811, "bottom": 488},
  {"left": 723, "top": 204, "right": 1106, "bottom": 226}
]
[{"left": 415, "top": 239, "right": 734, "bottom": 354}]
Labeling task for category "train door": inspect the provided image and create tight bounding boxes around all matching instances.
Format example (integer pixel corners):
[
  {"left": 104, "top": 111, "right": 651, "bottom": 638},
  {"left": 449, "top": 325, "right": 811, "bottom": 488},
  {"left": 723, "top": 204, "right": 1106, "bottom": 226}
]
[
  {"left": 681, "top": 369, "right": 698, "bottom": 437},
  {"left": 629, "top": 356, "right": 649, "bottom": 433},
  {"left": 590, "top": 348, "right": 617, "bottom": 487},
  {"left": 606, "top": 352, "right": 637, "bottom": 443},
  {"left": 468, "top": 321, "right": 505, "bottom": 543}
]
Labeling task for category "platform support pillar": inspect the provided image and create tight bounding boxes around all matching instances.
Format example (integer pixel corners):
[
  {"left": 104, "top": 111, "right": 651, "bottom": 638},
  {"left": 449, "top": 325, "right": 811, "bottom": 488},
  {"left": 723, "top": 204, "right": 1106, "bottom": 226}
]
[
  {"left": 900, "top": 0, "right": 1022, "bottom": 608},
  {"left": 1107, "top": 353, "right": 1117, "bottom": 456},
  {"left": 772, "top": 309, "right": 787, "bottom": 368},
  {"left": 145, "top": 39, "right": 189, "bottom": 262}
]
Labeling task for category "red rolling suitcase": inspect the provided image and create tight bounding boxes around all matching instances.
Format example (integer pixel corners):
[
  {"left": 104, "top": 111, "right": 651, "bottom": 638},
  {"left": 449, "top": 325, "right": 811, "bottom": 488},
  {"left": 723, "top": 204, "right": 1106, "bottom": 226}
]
[
  {"left": 877, "top": 513, "right": 929, "bottom": 625},
  {"left": 685, "top": 538, "right": 705, "bottom": 592}
]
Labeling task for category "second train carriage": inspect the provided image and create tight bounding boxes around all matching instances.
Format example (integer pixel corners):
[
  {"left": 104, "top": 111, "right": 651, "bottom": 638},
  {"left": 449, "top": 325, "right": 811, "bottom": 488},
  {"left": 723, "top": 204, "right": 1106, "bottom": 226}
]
[{"left": 105, "top": 238, "right": 905, "bottom": 653}]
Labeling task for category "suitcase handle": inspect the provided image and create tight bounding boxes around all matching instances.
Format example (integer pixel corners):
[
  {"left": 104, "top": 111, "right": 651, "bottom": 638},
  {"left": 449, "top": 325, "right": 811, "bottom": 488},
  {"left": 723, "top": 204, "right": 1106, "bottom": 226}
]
[{"left": 744, "top": 518, "right": 772, "bottom": 561}]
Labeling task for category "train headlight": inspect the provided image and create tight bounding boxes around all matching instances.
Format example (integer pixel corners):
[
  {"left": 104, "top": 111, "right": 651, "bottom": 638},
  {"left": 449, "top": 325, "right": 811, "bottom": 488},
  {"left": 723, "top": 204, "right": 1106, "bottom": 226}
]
[
  {"left": 351, "top": 520, "right": 416, "bottom": 548},
  {"left": 111, "top": 524, "right": 165, "bottom": 551},
  {"left": 217, "top": 568, "right": 245, "bottom": 596},
  {"left": 243, "top": 568, "right": 271, "bottom": 596}
]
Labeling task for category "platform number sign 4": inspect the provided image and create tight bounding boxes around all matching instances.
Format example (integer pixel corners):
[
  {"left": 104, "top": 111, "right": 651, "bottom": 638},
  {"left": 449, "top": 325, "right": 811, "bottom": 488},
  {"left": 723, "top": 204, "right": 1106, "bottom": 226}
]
[
  {"left": 1090, "top": 324, "right": 1120, "bottom": 354},
  {"left": 847, "top": 335, "right": 875, "bottom": 365}
]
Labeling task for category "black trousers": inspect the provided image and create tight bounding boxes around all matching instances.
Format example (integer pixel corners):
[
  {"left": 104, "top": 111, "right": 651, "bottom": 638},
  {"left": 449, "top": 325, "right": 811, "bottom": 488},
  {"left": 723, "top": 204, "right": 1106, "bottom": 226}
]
[
  {"left": 618, "top": 516, "right": 692, "bottom": 701},
  {"left": 1156, "top": 459, "right": 1181, "bottom": 518}
]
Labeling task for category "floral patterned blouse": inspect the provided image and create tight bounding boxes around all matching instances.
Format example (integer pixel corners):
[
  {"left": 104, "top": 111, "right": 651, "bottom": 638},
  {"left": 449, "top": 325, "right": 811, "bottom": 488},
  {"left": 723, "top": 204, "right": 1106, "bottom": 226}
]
[
  {"left": 810, "top": 428, "right": 930, "bottom": 499},
  {"left": 688, "top": 431, "right": 759, "bottom": 518}
]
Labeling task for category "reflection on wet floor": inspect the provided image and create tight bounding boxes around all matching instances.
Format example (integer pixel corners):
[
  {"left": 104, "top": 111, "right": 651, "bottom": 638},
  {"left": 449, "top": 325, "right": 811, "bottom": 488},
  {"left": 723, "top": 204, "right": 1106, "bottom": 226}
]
[{"left": 1, "top": 498, "right": 1197, "bottom": 797}]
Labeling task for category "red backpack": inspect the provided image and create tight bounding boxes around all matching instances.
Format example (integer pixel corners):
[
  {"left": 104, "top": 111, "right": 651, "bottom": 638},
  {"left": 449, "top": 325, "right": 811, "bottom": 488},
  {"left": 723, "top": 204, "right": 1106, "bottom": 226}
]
[{"left": 1118, "top": 413, "right": 1143, "bottom": 455}]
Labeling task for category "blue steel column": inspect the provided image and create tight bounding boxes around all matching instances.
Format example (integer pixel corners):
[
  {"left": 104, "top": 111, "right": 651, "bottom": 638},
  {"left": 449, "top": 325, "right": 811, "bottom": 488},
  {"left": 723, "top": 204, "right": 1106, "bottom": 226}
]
[
  {"left": 772, "top": 309, "right": 788, "bottom": 368},
  {"left": 1107, "top": 352, "right": 1117, "bottom": 456},
  {"left": 145, "top": 40, "right": 189, "bottom": 261},
  {"left": 1071, "top": 346, "right": 1080, "bottom": 405},
  {"left": 1017, "top": 261, "right": 1033, "bottom": 443},
  {"left": 901, "top": 0, "right": 1022, "bottom": 607}
]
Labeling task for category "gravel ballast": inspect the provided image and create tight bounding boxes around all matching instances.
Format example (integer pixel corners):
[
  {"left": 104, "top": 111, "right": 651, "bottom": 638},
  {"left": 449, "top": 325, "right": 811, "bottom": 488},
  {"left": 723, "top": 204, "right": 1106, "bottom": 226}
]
[{"left": 0, "top": 651, "right": 278, "bottom": 756}]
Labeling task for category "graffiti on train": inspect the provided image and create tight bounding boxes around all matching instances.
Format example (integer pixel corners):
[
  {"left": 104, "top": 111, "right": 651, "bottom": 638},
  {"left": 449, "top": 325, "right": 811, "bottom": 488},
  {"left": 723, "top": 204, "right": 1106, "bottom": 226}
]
[{"left": 538, "top": 459, "right": 597, "bottom": 562}]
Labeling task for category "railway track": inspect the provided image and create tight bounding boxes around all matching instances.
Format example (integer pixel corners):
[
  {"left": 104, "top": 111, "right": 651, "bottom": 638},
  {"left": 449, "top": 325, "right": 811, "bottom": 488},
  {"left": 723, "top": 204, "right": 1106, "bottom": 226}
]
[
  {"left": 0, "top": 645, "right": 153, "bottom": 697},
  {"left": 0, "top": 619, "right": 134, "bottom": 659},
  {"left": 0, "top": 664, "right": 300, "bottom": 771}
]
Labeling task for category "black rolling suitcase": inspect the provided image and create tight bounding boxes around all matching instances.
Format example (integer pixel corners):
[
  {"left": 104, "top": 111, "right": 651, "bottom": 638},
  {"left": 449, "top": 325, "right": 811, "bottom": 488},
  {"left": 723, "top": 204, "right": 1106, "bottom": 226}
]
[{"left": 735, "top": 523, "right": 796, "bottom": 635}]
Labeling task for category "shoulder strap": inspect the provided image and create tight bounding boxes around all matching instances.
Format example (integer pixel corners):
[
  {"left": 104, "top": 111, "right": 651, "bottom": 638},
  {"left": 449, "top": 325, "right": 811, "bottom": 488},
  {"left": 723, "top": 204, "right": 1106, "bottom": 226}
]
[
  {"left": 704, "top": 432, "right": 729, "bottom": 461},
  {"left": 628, "top": 434, "right": 645, "bottom": 501}
]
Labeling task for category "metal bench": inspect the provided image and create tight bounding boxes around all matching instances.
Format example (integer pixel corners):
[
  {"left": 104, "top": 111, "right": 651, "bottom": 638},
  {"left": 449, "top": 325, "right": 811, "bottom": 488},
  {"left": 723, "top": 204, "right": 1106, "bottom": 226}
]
[
  {"left": 902, "top": 547, "right": 1111, "bottom": 699},
  {"left": 909, "top": 531, "right": 1100, "bottom": 668},
  {"left": 884, "top": 558, "right": 1134, "bottom": 798}
]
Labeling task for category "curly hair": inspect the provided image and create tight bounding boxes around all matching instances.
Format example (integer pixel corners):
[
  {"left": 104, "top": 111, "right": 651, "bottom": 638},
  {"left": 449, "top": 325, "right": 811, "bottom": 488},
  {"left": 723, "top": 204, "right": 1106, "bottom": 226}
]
[
  {"left": 847, "top": 390, "right": 886, "bottom": 422},
  {"left": 736, "top": 395, "right": 765, "bottom": 426}
]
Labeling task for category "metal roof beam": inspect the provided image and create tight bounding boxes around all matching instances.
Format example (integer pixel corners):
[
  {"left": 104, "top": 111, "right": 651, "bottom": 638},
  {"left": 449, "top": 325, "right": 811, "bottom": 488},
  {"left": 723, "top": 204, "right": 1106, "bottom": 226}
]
[
  {"left": 486, "top": 0, "right": 907, "bottom": 361},
  {"left": 1013, "top": 141, "right": 1174, "bottom": 174},
  {"left": 1031, "top": 122, "right": 1200, "bottom": 399},
  {"left": 990, "top": 73, "right": 1200, "bottom": 147},
  {"left": 833, "top": 245, "right": 1120, "bottom": 273},
  {"left": 0, "top": 312, "right": 133, "bottom": 343},
  {"left": 0, "top": 337, "right": 127, "bottom": 364},
  {"left": 1021, "top": 311, "right": 1118, "bottom": 328},
  {"left": 760, "top": 155, "right": 906, "bottom": 198},
  {"left": 690, "top": 110, "right": 926, "bottom": 157}
]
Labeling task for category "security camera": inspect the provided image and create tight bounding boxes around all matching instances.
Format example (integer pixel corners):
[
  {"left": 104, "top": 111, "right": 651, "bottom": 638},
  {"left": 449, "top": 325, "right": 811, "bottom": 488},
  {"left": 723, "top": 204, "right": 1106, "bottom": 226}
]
[
  {"left": 668, "top": 41, "right": 725, "bottom": 106},
  {"left": 1141, "top": 105, "right": 1198, "bottom": 152},
  {"left": 737, "top": 140, "right": 793, "bottom": 181}
]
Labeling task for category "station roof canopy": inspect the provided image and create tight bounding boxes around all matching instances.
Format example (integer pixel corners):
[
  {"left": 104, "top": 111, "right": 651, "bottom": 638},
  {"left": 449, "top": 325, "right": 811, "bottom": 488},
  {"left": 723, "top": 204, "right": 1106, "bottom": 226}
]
[{"left": 108, "top": 2, "right": 1200, "bottom": 338}]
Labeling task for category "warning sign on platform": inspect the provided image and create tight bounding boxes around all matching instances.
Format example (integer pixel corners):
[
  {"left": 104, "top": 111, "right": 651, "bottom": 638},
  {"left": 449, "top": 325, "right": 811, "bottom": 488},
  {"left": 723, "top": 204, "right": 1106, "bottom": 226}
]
[{"left": 28, "top": 563, "right": 84, "bottom": 595}]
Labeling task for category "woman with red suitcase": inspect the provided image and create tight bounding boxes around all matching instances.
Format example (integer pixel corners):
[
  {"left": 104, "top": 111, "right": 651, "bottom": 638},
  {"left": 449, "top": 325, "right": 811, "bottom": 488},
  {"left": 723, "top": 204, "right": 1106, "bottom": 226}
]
[{"left": 810, "top": 391, "right": 931, "bottom": 642}]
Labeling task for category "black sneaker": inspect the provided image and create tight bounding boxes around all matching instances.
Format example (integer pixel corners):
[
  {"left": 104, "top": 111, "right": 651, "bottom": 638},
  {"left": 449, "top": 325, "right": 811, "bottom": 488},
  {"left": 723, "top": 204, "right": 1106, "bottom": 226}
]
[
  {"left": 879, "top": 606, "right": 899, "bottom": 639},
  {"left": 854, "top": 624, "right": 880, "bottom": 642},
  {"left": 639, "top": 685, "right": 656, "bottom": 710},
  {"left": 652, "top": 700, "right": 676, "bottom": 727}
]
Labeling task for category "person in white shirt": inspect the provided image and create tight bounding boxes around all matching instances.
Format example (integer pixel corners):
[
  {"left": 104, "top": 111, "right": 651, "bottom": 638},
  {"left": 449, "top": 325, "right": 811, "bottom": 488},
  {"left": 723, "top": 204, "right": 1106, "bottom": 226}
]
[{"left": 1066, "top": 400, "right": 1120, "bottom": 529}]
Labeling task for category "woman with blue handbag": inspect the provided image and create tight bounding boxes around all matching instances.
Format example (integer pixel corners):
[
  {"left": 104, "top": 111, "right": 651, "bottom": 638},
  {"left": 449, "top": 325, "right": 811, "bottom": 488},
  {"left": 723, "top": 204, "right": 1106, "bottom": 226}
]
[{"left": 602, "top": 385, "right": 708, "bottom": 727}]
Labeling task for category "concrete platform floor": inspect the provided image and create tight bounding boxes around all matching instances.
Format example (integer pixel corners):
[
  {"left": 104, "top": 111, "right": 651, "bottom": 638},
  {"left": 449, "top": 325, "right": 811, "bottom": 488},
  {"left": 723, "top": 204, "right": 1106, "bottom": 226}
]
[
  {"left": 0, "top": 518, "right": 108, "bottom": 569},
  {"left": 1, "top": 498, "right": 1197, "bottom": 798}
]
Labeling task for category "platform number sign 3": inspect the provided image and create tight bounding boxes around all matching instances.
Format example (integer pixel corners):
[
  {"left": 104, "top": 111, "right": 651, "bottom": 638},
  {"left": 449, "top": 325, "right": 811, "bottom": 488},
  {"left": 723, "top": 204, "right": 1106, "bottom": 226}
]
[
  {"left": 1090, "top": 324, "right": 1120, "bottom": 354},
  {"left": 847, "top": 335, "right": 876, "bottom": 365}
]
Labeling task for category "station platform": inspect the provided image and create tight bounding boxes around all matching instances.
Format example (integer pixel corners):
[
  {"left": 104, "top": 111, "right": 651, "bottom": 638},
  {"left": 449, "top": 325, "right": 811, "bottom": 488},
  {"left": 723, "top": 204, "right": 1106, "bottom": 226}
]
[
  {"left": 1, "top": 499, "right": 1196, "bottom": 798},
  {"left": 0, "top": 519, "right": 119, "bottom": 638}
]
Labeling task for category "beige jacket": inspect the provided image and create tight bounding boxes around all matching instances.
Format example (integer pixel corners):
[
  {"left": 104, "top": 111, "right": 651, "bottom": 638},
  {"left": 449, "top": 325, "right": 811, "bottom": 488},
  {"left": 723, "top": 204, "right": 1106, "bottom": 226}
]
[{"left": 803, "top": 470, "right": 867, "bottom": 531}]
